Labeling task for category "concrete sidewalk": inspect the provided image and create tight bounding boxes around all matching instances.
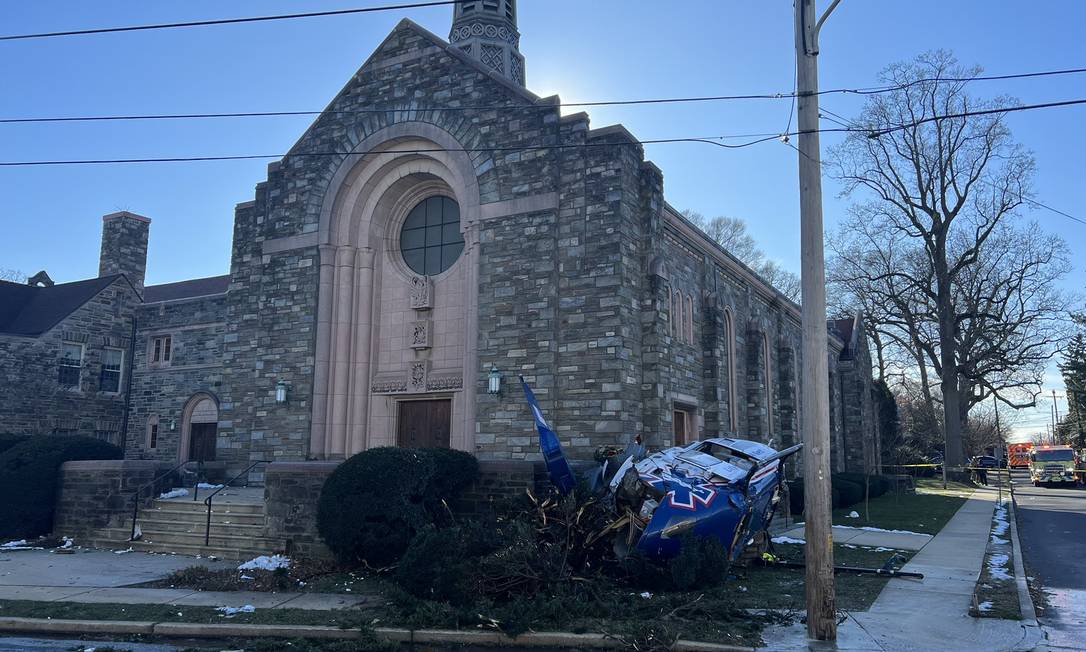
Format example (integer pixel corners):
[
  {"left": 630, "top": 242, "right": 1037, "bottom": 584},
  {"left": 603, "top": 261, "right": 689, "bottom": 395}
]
[
  {"left": 761, "top": 486, "right": 1040, "bottom": 651},
  {"left": 0, "top": 548, "right": 367, "bottom": 611}
]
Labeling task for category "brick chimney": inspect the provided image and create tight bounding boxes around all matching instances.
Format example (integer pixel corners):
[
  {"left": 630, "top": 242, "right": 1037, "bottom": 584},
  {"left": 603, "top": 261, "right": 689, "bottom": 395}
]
[{"left": 99, "top": 211, "right": 150, "bottom": 297}]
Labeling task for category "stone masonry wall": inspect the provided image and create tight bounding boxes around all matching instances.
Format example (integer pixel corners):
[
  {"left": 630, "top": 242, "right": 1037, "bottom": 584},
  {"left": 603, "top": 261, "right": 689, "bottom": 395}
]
[
  {"left": 0, "top": 278, "right": 138, "bottom": 442},
  {"left": 98, "top": 213, "right": 149, "bottom": 297},
  {"left": 125, "top": 294, "right": 227, "bottom": 463},
  {"left": 54, "top": 460, "right": 160, "bottom": 540}
]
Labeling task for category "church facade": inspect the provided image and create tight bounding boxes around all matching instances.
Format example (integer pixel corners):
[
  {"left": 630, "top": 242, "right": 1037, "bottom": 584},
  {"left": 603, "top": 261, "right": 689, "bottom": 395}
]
[{"left": 1, "top": 2, "right": 880, "bottom": 476}]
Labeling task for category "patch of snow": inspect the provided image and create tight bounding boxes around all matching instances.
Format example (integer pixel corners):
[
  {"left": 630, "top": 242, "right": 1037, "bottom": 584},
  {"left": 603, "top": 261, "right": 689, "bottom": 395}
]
[
  {"left": 833, "top": 525, "right": 928, "bottom": 536},
  {"left": 61, "top": 537, "right": 73, "bottom": 549},
  {"left": 1, "top": 540, "right": 29, "bottom": 549},
  {"left": 639, "top": 591, "right": 652, "bottom": 599},
  {"left": 988, "top": 553, "right": 1012, "bottom": 581},
  {"left": 772, "top": 536, "right": 806, "bottom": 545},
  {"left": 873, "top": 547, "right": 900, "bottom": 552},
  {"left": 217, "top": 604, "right": 256, "bottom": 617},
  {"left": 240, "top": 574, "right": 254, "bottom": 581},
  {"left": 113, "top": 547, "right": 133, "bottom": 555},
  {"left": 990, "top": 536, "right": 1009, "bottom": 546},
  {"left": 846, "top": 511, "right": 860, "bottom": 518},
  {"left": 978, "top": 600, "right": 993, "bottom": 612},
  {"left": 158, "top": 488, "right": 189, "bottom": 499},
  {"left": 197, "top": 482, "right": 224, "bottom": 490},
  {"left": 842, "top": 544, "right": 857, "bottom": 549},
  {"left": 238, "top": 554, "right": 290, "bottom": 571}
]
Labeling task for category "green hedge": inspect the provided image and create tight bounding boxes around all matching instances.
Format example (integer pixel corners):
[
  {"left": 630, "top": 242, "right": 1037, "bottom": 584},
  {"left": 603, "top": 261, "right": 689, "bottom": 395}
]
[
  {"left": 317, "top": 447, "right": 480, "bottom": 566},
  {"left": 0, "top": 435, "right": 122, "bottom": 539}
]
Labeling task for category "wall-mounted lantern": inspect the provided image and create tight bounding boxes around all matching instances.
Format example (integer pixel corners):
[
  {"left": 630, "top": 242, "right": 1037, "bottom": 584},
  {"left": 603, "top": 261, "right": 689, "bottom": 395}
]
[
  {"left": 275, "top": 379, "right": 289, "bottom": 404},
  {"left": 487, "top": 365, "right": 502, "bottom": 396}
]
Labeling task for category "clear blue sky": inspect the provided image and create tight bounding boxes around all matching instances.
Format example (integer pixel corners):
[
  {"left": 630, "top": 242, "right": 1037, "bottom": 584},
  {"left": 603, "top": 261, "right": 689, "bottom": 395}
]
[{"left": 2, "top": 1, "right": 1083, "bottom": 439}]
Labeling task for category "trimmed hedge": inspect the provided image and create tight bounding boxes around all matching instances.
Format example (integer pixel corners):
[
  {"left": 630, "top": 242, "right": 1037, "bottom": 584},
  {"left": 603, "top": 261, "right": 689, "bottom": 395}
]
[
  {"left": 0, "top": 435, "right": 122, "bottom": 539},
  {"left": 317, "top": 447, "right": 480, "bottom": 566}
]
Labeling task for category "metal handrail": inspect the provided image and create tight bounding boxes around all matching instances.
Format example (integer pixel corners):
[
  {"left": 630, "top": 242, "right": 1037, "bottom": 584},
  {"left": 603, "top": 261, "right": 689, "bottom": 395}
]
[
  {"left": 129, "top": 460, "right": 197, "bottom": 541},
  {"left": 203, "top": 460, "right": 271, "bottom": 546}
]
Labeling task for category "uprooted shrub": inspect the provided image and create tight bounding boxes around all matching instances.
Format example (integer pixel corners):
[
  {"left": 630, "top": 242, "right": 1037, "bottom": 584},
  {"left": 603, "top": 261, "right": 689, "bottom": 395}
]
[
  {"left": 0, "top": 435, "right": 122, "bottom": 539},
  {"left": 316, "top": 447, "right": 479, "bottom": 566}
]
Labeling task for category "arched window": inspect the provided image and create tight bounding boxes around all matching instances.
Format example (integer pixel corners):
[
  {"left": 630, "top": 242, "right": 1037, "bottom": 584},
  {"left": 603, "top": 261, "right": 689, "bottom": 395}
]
[
  {"left": 147, "top": 414, "right": 159, "bottom": 449},
  {"left": 674, "top": 290, "right": 684, "bottom": 342},
  {"left": 399, "top": 195, "right": 463, "bottom": 276},
  {"left": 669, "top": 288, "right": 676, "bottom": 337},
  {"left": 685, "top": 294, "right": 694, "bottom": 343},
  {"left": 763, "top": 333, "right": 774, "bottom": 436},
  {"left": 723, "top": 309, "right": 737, "bottom": 431}
]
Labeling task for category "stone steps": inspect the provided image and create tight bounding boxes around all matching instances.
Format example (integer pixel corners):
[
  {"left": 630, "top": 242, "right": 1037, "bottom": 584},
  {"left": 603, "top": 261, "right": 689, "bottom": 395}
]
[{"left": 84, "top": 495, "right": 281, "bottom": 562}]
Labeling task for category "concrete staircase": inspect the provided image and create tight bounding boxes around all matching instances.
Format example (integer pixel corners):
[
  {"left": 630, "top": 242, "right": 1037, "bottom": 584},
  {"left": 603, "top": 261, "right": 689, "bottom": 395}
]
[{"left": 86, "top": 496, "right": 283, "bottom": 561}]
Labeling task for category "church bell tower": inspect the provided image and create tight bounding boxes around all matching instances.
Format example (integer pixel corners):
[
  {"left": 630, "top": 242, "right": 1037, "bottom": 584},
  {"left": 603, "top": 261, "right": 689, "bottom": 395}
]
[{"left": 450, "top": 0, "right": 525, "bottom": 86}]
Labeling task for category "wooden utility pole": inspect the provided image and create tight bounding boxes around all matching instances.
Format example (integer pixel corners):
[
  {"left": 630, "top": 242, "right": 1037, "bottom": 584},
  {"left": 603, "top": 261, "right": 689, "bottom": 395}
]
[
  {"left": 795, "top": 0, "right": 841, "bottom": 641},
  {"left": 1053, "top": 389, "right": 1062, "bottom": 443}
]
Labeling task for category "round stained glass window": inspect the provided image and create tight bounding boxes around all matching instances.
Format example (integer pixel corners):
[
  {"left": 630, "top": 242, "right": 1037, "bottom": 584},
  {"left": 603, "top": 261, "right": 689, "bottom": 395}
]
[{"left": 399, "top": 196, "right": 463, "bottom": 276}]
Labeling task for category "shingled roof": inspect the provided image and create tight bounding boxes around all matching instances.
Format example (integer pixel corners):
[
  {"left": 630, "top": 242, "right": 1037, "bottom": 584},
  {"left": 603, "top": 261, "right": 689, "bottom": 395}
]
[
  {"left": 0, "top": 276, "right": 125, "bottom": 337},
  {"left": 143, "top": 275, "right": 230, "bottom": 303}
]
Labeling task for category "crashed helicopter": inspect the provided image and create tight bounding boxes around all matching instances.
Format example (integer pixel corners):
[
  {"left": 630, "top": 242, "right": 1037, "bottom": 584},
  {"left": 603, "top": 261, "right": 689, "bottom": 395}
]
[{"left": 522, "top": 377, "right": 803, "bottom": 562}]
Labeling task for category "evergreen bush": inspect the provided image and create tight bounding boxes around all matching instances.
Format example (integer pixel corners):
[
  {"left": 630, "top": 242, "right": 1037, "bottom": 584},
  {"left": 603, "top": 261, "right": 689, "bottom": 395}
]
[
  {"left": 0, "top": 435, "right": 122, "bottom": 539},
  {"left": 316, "top": 447, "right": 480, "bottom": 566},
  {"left": 832, "top": 475, "right": 864, "bottom": 507}
]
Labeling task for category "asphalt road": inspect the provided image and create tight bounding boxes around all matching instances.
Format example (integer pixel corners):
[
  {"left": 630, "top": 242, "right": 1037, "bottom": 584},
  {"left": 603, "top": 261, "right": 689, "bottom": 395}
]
[{"left": 1011, "top": 469, "right": 1086, "bottom": 649}]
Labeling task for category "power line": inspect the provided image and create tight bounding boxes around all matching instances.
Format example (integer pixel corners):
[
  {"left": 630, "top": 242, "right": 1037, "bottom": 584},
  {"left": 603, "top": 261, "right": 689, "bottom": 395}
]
[
  {"left": 866, "top": 98, "right": 1086, "bottom": 137},
  {"left": 5, "top": 68, "right": 1086, "bottom": 124},
  {"left": 0, "top": 1, "right": 468, "bottom": 42},
  {"left": 0, "top": 134, "right": 784, "bottom": 167}
]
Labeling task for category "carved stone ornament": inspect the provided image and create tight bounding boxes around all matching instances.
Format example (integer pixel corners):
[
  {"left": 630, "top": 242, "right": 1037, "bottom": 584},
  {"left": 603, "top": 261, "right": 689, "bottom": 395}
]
[
  {"left": 409, "top": 361, "right": 429, "bottom": 393},
  {"left": 426, "top": 376, "right": 464, "bottom": 391},
  {"left": 409, "top": 320, "right": 432, "bottom": 350},
  {"left": 410, "top": 276, "right": 432, "bottom": 311},
  {"left": 371, "top": 379, "right": 408, "bottom": 394}
]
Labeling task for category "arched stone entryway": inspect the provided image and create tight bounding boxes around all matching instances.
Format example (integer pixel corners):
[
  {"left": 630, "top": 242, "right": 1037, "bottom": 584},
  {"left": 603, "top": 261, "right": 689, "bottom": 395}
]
[
  {"left": 179, "top": 392, "right": 219, "bottom": 463},
  {"left": 309, "top": 122, "right": 483, "bottom": 459}
]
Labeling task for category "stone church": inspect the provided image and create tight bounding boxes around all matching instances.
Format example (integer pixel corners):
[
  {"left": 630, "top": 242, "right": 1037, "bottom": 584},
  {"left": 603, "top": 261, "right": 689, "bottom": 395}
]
[{"left": 0, "top": 1, "right": 880, "bottom": 477}]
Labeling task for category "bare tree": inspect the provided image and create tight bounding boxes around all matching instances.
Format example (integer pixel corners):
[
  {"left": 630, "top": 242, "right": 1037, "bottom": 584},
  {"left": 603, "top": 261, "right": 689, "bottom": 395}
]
[
  {"left": 683, "top": 210, "right": 802, "bottom": 302},
  {"left": 830, "top": 50, "right": 1035, "bottom": 467},
  {"left": 0, "top": 268, "right": 27, "bottom": 283}
]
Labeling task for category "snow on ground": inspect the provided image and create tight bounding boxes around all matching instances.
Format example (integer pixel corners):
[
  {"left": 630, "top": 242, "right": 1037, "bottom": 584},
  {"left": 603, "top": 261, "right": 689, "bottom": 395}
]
[
  {"left": 988, "top": 552, "right": 1012, "bottom": 581},
  {"left": 158, "top": 488, "right": 188, "bottom": 499},
  {"left": 828, "top": 525, "right": 928, "bottom": 536},
  {"left": 197, "top": 483, "right": 224, "bottom": 490},
  {"left": 0, "top": 540, "right": 28, "bottom": 549},
  {"left": 978, "top": 600, "right": 993, "bottom": 612},
  {"left": 846, "top": 511, "right": 860, "bottom": 518},
  {"left": 238, "top": 554, "right": 290, "bottom": 571},
  {"left": 992, "top": 501, "right": 1009, "bottom": 537},
  {"left": 990, "top": 535, "right": 1009, "bottom": 545},
  {"left": 217, "top": 605, "right": 256, "bottom": 617},
  {"left": 772, "top": 535, "right": 806, "bottom": 545}
]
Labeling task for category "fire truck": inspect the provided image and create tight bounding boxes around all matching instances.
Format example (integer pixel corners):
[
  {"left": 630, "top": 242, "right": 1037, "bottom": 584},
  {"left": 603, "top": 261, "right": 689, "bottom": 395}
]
[
  {"left": 1028, "top": 445, "right": 1078, "bottom": 486},
  {"left": 1008, "top": 442, "right": 1034, "bottom": 469}
]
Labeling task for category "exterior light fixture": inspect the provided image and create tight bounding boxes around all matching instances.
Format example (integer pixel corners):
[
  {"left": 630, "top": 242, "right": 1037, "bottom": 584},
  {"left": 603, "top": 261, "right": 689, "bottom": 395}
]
[
  {"left": 275, "top": 379, "right": 289, "bottom": 404},
  {"left": 487, "top": 365, "right": 502, "bottom": 395}
]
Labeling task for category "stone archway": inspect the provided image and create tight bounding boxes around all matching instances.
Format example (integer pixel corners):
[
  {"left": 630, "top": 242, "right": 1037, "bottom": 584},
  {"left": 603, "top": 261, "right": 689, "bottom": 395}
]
[
  {"left": 179, "top": 392, "right": 219, "bottom": 463},
  {"left": 310, "top": 123, "right": 482, "bottom": 459}
]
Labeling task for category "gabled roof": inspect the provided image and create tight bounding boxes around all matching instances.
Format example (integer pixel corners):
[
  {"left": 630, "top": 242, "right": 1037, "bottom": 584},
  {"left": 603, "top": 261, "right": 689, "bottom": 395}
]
[
  {"left": 0, "top": 275, "right": 126, "bottom": 337},
  {"left": 143, "top": 275, "right": 230, "bottom": 303}
]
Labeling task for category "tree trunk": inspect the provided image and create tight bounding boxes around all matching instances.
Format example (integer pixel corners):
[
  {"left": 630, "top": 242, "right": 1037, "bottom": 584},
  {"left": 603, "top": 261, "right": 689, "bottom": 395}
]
[{"left": 937, "top": 275, "right": 965, "bottom": 467}]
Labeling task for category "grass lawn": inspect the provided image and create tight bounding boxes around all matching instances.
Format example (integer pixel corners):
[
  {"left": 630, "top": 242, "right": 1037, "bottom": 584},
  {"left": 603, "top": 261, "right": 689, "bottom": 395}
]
[
  {"left": 0, "top": 599, "right": 375, "bottom": 628},
  {"left": 830, "top": 477, "right": 973, "bottom": 534},
  {"left": 735, "top": 543, "right": 915, "bottom": 612}
]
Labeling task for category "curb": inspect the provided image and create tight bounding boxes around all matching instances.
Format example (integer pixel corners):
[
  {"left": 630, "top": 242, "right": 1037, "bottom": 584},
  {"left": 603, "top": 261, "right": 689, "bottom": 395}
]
[
  {"left": 0, "top": 617, "right": 755, "bottom": 651},
  {"left": 1006, "top": 483, "right": 1046, "bottom": 650}
]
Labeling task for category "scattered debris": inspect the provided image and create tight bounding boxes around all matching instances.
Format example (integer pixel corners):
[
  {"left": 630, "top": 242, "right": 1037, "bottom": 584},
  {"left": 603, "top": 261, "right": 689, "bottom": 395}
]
[
  {"left": 217, "top": 604, "right": 257, "bottom": 617},
  {"left": 238, "top": 554, "right": 290, "bottom": 571}
]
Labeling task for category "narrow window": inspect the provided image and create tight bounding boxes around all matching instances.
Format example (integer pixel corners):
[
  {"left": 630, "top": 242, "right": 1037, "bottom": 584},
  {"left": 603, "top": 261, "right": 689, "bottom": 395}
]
[
  {"left": 150, "top": 335, "right": 172, "bottom": 366},
  {"left": 669, "top": 289, "right": 676, "bottom": 337},
  {"left": 686, "top": 294, "right": 694, "bottom": 343},
  {"left": 58, "top": 342, "right": 83, "bottom": 389},
  {"left": 674, "top": 290, "right": 684, "bottom": 342},
  {"left": 764, "top": 333, "right": 774, "bottom": 436},
  {"left": 724, "top": 309, "right": 738, "bottom": 431},
  {"left": 100, "top": 348, "right": 123, "bottom": 393},
  {"left": 148, "top": 415, "right": 159, "bottom": 449}
]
